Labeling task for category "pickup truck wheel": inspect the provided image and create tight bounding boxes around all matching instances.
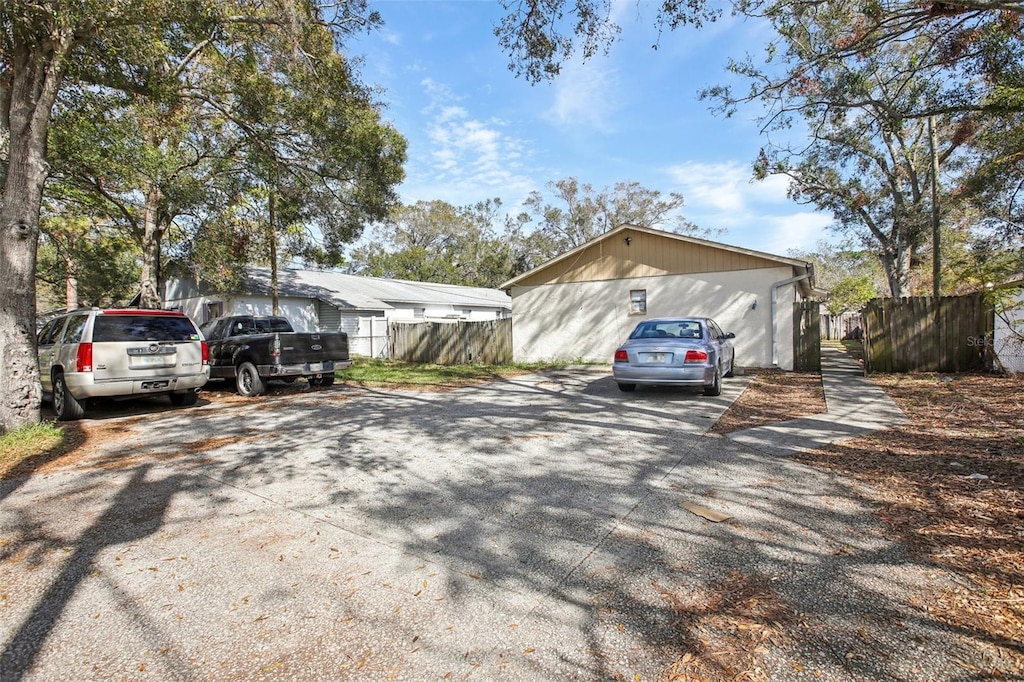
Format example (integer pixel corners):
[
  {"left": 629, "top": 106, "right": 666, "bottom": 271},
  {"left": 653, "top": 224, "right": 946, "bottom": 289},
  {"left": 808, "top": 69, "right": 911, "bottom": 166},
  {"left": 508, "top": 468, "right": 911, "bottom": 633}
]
[
  {"left": 318, "top": 374, "right": 335, "bottom": 388},
  {"left": 169, "top": 391, "right": 199, "bottom": 407},
  {"left": 236, "top": 362, "right": 265, "bottom": 397},
  {"left": 53, "top": 371, "right": 85, "bottom": 421}
]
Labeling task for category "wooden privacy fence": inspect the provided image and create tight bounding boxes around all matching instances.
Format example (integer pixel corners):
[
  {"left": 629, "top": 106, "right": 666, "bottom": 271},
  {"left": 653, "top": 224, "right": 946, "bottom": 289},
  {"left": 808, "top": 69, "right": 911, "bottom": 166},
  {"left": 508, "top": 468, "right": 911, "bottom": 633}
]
[
  {"left": 389, "top": 319, "right": 512, "bottom": 365},
  {"left": 793, "top": 301, "right": 822, "bottom": 372},
  {"left": 862, "top": 294, "right": 994, "bottom": 373}
]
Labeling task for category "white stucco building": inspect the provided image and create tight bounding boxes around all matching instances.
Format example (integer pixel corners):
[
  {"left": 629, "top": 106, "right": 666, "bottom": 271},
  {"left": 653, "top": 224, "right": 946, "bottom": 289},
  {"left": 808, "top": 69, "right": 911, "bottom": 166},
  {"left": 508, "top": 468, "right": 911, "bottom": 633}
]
[
  {"left": 164, "top": 267, "right": 511, "bottom": 358},
  {"left": 500, "top": 224, "right": 822, "bottom": 370},
  {"left": 994, "top": 276, "right": 1024, "bottom": 373}
]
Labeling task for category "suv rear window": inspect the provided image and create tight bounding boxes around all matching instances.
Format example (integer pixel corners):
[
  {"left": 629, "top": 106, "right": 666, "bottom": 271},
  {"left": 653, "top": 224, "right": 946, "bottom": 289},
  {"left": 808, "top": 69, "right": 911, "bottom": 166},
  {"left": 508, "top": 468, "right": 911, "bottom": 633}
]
[{"left": 93, "top": 315, "right": 199, "bottom": 342}]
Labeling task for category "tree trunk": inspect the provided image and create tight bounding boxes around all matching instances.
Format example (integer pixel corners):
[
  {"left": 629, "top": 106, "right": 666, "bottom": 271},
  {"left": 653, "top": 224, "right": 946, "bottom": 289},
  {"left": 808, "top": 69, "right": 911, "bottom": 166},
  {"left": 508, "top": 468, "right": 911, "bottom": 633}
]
[
  {"left": 65, "top": 253, "right": 79, "bottom": 309},
  {"left": 139, "top": 183, "right": 164, "bottom": 309},
  {"left": 269, "top": 185, "right": 279, "bottom": 315},
  {"left": 0, "top": 39, "right": 72, "bottom": 432},
  {"left": 880, "top": 241, "right": 912, "bottom": 298}
]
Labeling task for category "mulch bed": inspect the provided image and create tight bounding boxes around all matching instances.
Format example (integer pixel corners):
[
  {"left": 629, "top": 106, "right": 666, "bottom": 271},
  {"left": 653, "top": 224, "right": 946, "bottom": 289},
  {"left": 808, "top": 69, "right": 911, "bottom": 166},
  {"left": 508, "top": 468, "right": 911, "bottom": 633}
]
[
  {"left": 688, "top": 360, "right": 1024, "bottom": 680},
  {"left": 791, "top": 371, "right": 1024, "bottom": 669}
]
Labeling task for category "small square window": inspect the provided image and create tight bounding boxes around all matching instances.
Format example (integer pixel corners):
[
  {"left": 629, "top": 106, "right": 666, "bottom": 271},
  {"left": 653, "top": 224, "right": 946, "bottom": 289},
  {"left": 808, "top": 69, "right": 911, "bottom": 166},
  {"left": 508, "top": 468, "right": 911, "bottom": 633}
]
[{"left": 629, "top": 290, "right": 647, "bottom": 315}]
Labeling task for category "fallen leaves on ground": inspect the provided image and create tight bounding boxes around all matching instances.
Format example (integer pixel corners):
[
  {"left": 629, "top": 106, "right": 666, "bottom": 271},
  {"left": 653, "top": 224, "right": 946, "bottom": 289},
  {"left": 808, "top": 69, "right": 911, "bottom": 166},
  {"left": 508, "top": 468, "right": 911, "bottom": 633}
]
[
  {"left": 710, "top": 370, "right": 826, "bottom": 435},
  {"left": 660, "top": 571, "right": 792, "bottom": 682},
  {"left": 688, "top": 362, "right": 1024, "bottom": 679},
  {"left": 791, "top": 371, "right": 1024, "bottom": 670}
]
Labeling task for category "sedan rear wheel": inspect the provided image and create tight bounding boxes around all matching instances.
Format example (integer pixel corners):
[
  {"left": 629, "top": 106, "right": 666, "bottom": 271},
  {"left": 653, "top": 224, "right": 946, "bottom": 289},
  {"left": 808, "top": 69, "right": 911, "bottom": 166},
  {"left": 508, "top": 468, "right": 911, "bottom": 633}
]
[
  {"left": 617, "top": 382, "right": 636, "bottom": 392},
  {"left": 704, "top": 366, "right": 722, "bottom": 397}
]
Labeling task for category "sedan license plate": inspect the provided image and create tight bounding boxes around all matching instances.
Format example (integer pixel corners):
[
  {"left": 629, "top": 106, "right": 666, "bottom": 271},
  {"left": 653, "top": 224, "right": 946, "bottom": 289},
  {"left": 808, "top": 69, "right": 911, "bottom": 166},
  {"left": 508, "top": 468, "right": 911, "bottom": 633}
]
[{"left": 643, "top": 352, "right": 672, "bottom": 364}]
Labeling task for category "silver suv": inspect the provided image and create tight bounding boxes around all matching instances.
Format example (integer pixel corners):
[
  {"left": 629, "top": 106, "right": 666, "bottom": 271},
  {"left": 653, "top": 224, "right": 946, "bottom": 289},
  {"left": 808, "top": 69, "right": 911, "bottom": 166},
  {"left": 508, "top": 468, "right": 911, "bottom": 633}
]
[{"left": 37, "top": 308, "right": 210, "bottom": 420}]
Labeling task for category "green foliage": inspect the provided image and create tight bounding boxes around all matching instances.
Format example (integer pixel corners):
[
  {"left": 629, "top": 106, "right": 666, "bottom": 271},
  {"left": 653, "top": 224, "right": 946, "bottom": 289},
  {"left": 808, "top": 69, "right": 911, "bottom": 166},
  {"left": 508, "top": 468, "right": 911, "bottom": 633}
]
[
  {"left": 0, "top": 421, "right": 64, "bottom": 477},
  {"left": 338, "top": 357, "right": 566, "bottom": 385},
  {"left": 28, "top": 0, "right": 407, "bottom": 307},
  {"left": 523, "top": 177, "right": 713, "bottom": 262},
  {"left": 708, "top": 23, "right": 978, "bottom": 298},
  {"left": 791, "top": 239, "right": 886, "bottom": 310},
  {"left": 493, "top": 0, "right": 720, "bottom": 84},
  {"left": 349, "top": 199, "right": 531, "bottom": 287},
  {"left": 827, "top": 275, "right": 877, "bottom": 315},
  {"left": 36, "top": 215, "right": 141, "bottom": 309}
]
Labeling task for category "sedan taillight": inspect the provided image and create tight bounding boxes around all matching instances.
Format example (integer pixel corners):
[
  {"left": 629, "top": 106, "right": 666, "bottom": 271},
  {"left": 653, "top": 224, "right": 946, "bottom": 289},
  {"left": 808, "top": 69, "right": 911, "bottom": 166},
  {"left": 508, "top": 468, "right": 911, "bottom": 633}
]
[
  {"left": 684, "top": 349, "right": 708, "bottom": 363},
  {"left": 614, "top": 349, "right": 629, "bottom": 363},
  {"left": 76, "top": 342, "right": 93, "bottom": 372}
]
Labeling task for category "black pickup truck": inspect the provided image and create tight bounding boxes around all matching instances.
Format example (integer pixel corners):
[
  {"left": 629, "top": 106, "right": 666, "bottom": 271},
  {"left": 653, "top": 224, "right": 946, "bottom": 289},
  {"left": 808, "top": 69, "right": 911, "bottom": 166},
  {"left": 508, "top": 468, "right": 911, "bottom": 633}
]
[{"left": 199, "top": 315, "right": 350, "bottom": 396}]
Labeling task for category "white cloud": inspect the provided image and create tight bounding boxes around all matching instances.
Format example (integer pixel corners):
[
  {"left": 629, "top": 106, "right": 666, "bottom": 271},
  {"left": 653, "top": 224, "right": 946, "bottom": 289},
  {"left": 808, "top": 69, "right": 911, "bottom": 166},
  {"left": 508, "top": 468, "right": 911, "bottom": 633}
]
[
  {"left": 543, "top": 60, "right": 619, "bottom": 132},
  {"left": 666, "top": 161, "right": 794, "bottom": 213},
  {"left": 663, "top": 160, "right": 834, "bottom": 254},
  {"left": 400, "top": 78, "right": 536, "bottom": 206},
  {"left": 757, "top": 212, "right": 836, "bottom": 256}
]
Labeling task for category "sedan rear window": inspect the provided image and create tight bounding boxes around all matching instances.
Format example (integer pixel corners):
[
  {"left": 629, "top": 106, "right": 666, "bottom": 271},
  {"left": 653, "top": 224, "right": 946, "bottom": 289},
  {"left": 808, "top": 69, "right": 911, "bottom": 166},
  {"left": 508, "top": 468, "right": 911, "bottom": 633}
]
[
  {"left": 93, "top": 315, "right": 199, "bottom": 342},
  {"left": 630, "top": 321, "right": 703, "bottom": 340}
]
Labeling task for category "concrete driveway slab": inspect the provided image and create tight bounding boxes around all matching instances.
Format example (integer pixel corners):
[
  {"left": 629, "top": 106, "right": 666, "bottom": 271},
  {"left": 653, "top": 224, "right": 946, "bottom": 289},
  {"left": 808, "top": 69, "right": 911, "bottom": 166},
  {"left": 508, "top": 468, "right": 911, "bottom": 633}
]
[{"left": 1, "top": 366, "right": 1009, "bottom": 680}]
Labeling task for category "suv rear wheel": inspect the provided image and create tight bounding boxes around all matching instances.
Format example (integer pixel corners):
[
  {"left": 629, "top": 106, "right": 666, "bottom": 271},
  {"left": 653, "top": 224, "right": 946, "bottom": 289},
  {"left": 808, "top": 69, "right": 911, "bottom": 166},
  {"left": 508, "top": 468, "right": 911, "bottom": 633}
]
[{"left": 53, "top": 371, "right": 85, "bottom": 421}]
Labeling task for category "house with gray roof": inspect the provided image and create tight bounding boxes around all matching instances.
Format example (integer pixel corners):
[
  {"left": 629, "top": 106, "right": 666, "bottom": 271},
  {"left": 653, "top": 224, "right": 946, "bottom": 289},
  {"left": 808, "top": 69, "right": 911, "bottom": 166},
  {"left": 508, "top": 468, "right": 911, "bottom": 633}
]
[{"left": 164, "top": 267, "right": 511, "bottom": 357}]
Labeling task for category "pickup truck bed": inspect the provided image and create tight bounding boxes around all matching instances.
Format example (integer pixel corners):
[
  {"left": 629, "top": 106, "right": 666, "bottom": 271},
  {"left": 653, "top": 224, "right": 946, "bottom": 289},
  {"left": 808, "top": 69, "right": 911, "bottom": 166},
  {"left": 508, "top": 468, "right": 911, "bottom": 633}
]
[{"left": 200, "top": 315, "right": 351, "bottom": 396}]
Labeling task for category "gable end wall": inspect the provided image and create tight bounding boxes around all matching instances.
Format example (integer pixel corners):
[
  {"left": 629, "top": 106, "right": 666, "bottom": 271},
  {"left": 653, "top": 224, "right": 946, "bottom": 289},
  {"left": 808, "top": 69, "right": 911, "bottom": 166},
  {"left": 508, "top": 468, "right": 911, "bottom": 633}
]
[{"left": 515, "top": 231, "right": 783, "bottom": 287}]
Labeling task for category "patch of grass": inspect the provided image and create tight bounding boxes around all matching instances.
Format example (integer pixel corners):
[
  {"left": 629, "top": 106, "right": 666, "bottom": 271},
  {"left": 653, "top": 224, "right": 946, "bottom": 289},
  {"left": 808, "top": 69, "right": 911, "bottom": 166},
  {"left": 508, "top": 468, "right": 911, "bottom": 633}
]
[
  {"left": 1, "top": 421, "right": 65, "bottom": 478},
  {"left": 338, "top": 357, "right": 570, "bottom": 387}
]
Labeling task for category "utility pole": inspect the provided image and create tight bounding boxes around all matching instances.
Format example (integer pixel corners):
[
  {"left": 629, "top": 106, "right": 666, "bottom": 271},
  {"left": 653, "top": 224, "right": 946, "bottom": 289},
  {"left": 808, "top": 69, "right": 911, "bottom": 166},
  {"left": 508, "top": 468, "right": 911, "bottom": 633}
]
[{"left": 928, "top": 115, "right": 941, "bottom": 299}]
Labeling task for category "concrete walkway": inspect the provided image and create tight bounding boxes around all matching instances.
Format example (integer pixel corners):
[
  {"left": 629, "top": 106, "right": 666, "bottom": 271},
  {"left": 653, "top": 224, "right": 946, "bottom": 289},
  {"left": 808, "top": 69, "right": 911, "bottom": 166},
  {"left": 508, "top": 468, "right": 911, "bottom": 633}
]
[{"left": 727, "top": 344, "right": 907, "bottom": 456}]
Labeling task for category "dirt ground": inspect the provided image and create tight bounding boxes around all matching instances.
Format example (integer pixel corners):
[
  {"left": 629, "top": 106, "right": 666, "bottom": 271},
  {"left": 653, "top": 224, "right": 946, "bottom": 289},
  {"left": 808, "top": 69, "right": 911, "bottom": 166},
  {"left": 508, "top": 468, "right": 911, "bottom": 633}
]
[{"left": 705, "top": 357, "right": 1024, "bottom": 680}]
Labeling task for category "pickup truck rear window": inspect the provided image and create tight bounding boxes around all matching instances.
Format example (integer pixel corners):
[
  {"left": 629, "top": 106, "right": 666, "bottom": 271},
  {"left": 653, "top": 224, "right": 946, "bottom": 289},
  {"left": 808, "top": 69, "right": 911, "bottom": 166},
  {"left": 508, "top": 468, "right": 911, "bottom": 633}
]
[
  {"left": 93, "top": 315, "right": 199, "bottom": 342},
  {"left": 254, "top": 318, "right": 293, "bottom": 333}
]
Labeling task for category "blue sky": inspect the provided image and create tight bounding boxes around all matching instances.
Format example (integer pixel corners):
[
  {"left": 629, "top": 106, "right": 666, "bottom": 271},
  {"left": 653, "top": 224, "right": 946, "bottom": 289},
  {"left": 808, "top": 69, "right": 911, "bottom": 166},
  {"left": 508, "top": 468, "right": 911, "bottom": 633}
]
[{"left": 348, "top": 0, "right": 835, "bottom": 257}]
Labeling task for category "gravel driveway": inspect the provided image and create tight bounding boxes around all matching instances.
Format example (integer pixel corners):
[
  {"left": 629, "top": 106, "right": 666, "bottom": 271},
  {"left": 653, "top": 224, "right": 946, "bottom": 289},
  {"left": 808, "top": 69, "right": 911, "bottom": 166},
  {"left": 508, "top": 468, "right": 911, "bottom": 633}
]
[{"left": 0, "top": 370, "right": 993, "bottom": 680}]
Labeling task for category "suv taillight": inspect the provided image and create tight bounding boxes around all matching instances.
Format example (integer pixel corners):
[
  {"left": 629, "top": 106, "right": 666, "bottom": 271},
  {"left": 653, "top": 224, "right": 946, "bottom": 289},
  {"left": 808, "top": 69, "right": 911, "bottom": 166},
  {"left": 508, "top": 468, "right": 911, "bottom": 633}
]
[
  {"left": 76, "top": 342, "right": 94, "bottom": 372},
  {"left": 684, "top": 350, "right": 708, "bottom": 363},
  {"left": 614, "top": 349, "right": 629, "bottom": 363},
  {"left": 201, "top": 340, "right": 209, "bottom": 366}
]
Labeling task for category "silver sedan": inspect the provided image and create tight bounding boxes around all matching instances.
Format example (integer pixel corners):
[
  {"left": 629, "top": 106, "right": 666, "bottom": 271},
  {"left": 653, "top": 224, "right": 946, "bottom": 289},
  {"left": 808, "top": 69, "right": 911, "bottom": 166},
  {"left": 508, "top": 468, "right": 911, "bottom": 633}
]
[{"left": 612, "top": 317, "right": 736, "bottom": 395}]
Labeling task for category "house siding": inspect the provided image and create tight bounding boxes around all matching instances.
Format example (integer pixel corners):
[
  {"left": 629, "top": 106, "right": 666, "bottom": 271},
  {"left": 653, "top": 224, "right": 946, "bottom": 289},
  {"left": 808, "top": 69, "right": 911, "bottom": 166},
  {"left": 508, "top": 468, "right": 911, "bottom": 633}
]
[
  {"left": 994, "top": 283, "right": 1024, "bottom": 373},
  {"left": 510, "top": 267, "right": 799, "bottom": 369},
  {"left": 513, "top": 229, "right": 783, "bottom": 287}
]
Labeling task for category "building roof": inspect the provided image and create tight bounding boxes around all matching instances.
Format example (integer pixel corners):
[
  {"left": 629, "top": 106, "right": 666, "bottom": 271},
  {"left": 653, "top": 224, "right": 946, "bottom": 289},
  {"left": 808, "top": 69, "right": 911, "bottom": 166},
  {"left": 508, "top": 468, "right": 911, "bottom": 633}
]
[
  {"left": 500, "top": 224, "right": 816, "bottom": 292},
  {"left": 245, "top": 267, "right": 511, "bottom": 312}
]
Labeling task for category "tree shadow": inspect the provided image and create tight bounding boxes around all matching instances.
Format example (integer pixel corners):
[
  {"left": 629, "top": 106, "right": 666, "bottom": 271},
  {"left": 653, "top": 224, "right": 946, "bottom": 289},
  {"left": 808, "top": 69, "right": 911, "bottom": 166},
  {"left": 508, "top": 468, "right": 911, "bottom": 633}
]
[
  {"left": 1, "top": 369, "right": 1018, "bottom": 679},
  {"left": 1, "top": 464, "right": 189, "bottom": 681}
]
